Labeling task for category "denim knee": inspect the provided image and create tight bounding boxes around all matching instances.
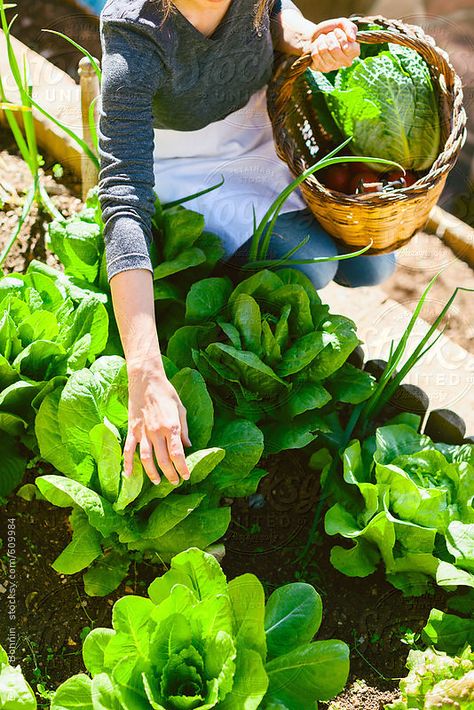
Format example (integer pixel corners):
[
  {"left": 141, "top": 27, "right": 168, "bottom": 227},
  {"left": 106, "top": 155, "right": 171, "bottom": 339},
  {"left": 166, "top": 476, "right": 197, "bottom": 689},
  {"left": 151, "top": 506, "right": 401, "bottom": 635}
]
[
  {"left": 270, "top": 209, "right": 339, "bottom": 290},
  {"left": 293, "top": 259, "right": 338, "bottom": 291},
  {"left": 335, "top": 252, "right": 397, "bottom": 288}
]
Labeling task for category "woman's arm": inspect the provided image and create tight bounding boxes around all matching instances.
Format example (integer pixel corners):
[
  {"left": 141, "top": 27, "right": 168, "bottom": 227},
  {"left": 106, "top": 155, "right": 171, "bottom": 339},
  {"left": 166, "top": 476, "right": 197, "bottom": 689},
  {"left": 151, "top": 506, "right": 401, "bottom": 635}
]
[
  {"left": 271, "top": 10, "right": 360, "bottom": 72},
  {"left": 99, "top": 19, "right": 190, "bottom": 485},
  {"left": 110, "top": 268, "right": 191, "bottom": 486}
]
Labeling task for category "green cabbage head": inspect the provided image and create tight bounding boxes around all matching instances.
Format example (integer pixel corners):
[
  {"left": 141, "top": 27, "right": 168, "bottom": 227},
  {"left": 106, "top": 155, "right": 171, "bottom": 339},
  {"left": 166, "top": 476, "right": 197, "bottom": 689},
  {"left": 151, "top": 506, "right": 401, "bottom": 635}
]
[{"left": 307, "top": 43, "right": 441, "bottom": 171}]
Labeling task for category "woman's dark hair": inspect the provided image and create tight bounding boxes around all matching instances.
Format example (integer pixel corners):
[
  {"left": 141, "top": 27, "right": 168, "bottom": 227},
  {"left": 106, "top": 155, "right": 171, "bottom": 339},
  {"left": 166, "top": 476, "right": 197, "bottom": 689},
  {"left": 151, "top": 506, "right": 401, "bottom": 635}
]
[{"left": 158, "top": 0, "right": 276, "bottom": 32}]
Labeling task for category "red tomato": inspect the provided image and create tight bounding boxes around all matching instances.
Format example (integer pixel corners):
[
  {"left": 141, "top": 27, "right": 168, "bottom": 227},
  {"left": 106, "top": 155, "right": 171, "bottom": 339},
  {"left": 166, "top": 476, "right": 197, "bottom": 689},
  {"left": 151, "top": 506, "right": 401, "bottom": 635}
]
[
  {"left": 404, "top": 170, "right": 418, "bottom": 186},
  {"left": 318, "top": 164, "right": 351, "bottom": 193}
]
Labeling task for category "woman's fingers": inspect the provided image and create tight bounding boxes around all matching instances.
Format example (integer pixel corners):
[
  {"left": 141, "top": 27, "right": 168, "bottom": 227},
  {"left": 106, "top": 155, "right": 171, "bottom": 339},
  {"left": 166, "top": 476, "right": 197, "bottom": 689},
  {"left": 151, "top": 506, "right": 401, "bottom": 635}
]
[
  {"left": 339, "top": 17, "right": 358, "bottom": 42},
  {"left": 333, "top": 27, "right": 360, "bottom": 61},
  {"left": 311, "top": 35, "right": 333, "bottom": 73},
  {"left": 123, "top": 430, "right": 137, "bottom": 478},
  {"left": 324, "top": 31, "right": 350, "bottom": 65},
  {"left": 126, "top": 374, "right": 192, "bottom": 486},
  {"left": 311, "top": 30, "right": 360, "bottom": 72},
  {"left": 178, "top": 402, "right": 191, "bottom": 448},
  {"left": 150, "top": 421, "right": 191, "bottom": 485},
  {"left": 166, "top": 425, "right": 190, "bottom": 481},
  {"left": 139, "top": 434, "right": 161, "bottom": 485},
  {"left": 150, "top": 434, "right": 180, "bottom": 486},
  {"left": 312, "top": 17, "right": 357, "bottom": 43}
]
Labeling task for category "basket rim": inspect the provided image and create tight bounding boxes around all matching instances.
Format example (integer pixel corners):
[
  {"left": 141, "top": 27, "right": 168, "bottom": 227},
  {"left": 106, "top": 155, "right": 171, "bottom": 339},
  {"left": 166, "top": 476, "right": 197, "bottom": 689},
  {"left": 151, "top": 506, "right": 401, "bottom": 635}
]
[{"left": 268, "top": 13, "right": 468, "bottom": 206}]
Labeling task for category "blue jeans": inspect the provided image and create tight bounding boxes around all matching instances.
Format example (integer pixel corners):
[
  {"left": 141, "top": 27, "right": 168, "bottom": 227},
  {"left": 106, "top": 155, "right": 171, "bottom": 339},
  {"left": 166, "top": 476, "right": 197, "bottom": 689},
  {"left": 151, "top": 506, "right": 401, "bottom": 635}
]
[{"left": 225, "top": 208, "right": 397, "bottom": 290}]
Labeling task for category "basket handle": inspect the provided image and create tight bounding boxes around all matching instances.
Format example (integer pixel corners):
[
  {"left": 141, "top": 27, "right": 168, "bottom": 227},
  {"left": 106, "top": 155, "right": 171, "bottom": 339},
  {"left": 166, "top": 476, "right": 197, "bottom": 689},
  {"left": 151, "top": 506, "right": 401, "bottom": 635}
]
[{"left": 271, "top": 21, "right": 457, "bottom": 126}]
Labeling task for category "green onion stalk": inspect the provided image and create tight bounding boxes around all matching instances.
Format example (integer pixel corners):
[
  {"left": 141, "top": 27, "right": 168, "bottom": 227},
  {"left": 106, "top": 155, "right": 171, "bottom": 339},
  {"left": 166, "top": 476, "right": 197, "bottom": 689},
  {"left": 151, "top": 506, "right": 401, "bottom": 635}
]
[
  {"left": 0, "top": 1, "right": 101, "bottom": 266},
  {"left": 246, "top": 136, "right": 403, "bottom": 269}
]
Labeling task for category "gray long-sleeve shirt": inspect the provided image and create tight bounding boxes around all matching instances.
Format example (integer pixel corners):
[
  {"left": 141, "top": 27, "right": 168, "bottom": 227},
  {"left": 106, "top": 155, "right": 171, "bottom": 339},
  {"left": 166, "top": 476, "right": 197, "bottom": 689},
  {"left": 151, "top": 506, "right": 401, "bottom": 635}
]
[{"left": 98, "top": 0, "right": 302, "bottom": 282}]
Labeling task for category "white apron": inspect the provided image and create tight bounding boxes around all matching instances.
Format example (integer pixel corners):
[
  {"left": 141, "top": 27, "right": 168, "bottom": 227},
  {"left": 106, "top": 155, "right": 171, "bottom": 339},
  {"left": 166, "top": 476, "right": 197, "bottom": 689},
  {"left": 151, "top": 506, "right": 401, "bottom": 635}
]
[{"left": 153, "top": 85, "right": 307, "bottom": 257}]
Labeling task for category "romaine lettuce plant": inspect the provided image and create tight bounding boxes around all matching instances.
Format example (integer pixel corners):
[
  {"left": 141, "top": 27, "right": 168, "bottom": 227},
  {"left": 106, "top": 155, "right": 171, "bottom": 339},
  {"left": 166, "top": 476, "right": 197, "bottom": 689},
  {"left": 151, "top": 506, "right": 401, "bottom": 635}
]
[
  {"left": 167, "top": 268, "right": 375, "bottom": 454},
  {"left": 0, "top": 644, "right": 36, "bottom": 709},
  {"left": 47, "top": 189, "right": 109, "bottom": 292},
  {"left": 48, "top": 189, "right": 225, "bottom": 342},
  {"left": 49, "top": 188, "right": 222, "bottom": 283},
  {"left": 51, "top": 547, "right": 350, "bottom": 709},
  {"left": 34, "top": 355, "right": 265, "bottom": 595},
  {"left": 0, "top": 264, "right": 109, "bottom": 499},
  {"left": 385, "top": 594, "right": 474, "bottom": 708},
  {"left": 324, "top": 417, "right": 474, "bottom": 595},
  {"left": 385, "top": 645, "right": 474, "bottom": 710}
]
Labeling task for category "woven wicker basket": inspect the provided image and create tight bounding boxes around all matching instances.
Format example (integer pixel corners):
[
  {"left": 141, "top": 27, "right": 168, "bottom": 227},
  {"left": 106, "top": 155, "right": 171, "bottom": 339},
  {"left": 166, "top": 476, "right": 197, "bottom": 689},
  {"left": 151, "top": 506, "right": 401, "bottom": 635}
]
[{"left": 267, "top": 15, "right": 467, "bottom": 254}]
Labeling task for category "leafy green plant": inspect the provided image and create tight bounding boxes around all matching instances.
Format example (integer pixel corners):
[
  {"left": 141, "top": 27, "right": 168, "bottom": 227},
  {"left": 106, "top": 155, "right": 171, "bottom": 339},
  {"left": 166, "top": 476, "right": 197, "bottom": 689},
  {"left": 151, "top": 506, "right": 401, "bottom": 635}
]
[
  {"left": 47, "top": 189, "right": 226, "bottom": 290},
  {"left": 352, "top": 276, "right": 474, "bottom": 438},
  {"left": 46, "top": 189, "right": 109, "bottom": 293},
  {"left": 34, "top": 355, "right": 265, "bottom": 595},
  {"left": 0, "top": 265, "right": 110, "bottom": 499},
  {"left": 324, "top": 416, "right": 474, "bottom": 595},
  {"left": 168, "top": 268, "right": 375, "bottom": 454},
  {"left": 0, "top": 0, "right": 64, "bottom": 266},
  {"left": 386, "top": 597, "right": 474, "bottom": 708},
  {"left": 307, "top": 40, "right": 441, "bottom": 171},
  {"left": 385, "top": 645, "right": 474, "bottom": 709},
  {"left": 299, "top": 275, "right": 474, "bottom": 569},
  {"left": 421, "top": 607, "right": 474, "bottom": 656},
  {"left": 50, "top": 547, "right": 350, "bottom": 709},
  {"left": 0, "top": 644, "right": 36, "bottom": 709},
  {"left": 0, "top": 1, "right": 104, "bottom": 267},
  {"left": 47, "top": 188, "right": 227, "bottom": 341}
]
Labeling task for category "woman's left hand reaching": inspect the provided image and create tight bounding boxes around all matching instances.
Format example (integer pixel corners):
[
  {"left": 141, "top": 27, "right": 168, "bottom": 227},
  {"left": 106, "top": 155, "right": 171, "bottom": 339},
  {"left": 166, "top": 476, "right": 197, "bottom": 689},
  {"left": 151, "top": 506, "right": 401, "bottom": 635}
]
[{"left": 307, "top": 18, "right": 360, "bottom": 73}]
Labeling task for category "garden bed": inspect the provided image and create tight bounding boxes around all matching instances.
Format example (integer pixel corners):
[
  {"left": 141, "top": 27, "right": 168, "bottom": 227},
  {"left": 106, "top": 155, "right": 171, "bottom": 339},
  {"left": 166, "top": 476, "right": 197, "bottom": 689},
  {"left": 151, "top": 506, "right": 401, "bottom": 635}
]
[
  {"left": 0, "top": 135, "right": 471, "bottom": 709},
  {"left": 0, "top": 452, "right": 451, "bottom": 710}
]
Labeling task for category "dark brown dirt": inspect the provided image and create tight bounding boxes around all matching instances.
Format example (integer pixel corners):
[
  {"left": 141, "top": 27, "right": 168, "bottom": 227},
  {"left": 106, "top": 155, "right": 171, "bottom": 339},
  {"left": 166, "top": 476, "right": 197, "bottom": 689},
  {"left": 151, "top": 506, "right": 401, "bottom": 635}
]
[
  {"left": 12, "top": 0, "right": 100, "bottom": 80},
  {"left": 0, "top": 467, "right": 163, "bottom": 708},
  {"left": 0, "top": 132, "right": 81, "bottom": 277}
]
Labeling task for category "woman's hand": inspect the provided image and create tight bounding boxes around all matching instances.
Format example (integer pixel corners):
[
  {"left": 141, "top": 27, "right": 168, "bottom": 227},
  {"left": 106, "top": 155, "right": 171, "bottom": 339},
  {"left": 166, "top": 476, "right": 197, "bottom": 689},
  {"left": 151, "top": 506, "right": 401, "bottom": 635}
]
[
  {"left": 125, "top": 356, "right": 191, "bottom": 485},
  {"left": 307, "top": 18, "right": 360, "bottom": 73}
]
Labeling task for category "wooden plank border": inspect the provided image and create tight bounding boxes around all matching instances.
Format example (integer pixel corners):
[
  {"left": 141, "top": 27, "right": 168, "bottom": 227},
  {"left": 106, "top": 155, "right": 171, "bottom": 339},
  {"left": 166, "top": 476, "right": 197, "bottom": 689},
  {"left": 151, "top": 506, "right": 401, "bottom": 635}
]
[{"left": 0, "top": 30, "right": 83, "bottom": 178}]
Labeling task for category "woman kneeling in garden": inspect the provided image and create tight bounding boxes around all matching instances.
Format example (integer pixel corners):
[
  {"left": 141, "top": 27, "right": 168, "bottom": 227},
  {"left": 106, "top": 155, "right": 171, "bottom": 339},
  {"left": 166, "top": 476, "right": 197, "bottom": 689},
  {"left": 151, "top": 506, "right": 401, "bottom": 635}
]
[{"left": 98, "top": 0, "right": 396, "bottom": 487}]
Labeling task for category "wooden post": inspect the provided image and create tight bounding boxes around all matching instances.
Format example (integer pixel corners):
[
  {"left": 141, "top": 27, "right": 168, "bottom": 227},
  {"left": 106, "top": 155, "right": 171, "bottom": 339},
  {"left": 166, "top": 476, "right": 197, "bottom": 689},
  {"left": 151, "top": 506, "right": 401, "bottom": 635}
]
[
  {"left": 78, "top": 56, "right": 100, "bottom": 201},
  {"left": 426, "top": 205, "right": 474, "bottom": 269}
]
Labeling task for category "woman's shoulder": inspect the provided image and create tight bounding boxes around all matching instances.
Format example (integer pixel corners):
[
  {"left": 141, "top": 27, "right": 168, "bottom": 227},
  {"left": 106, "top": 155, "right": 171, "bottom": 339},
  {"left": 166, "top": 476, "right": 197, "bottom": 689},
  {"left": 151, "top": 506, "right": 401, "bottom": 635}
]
[
  {"left": 100, "top": 0, "right": 174, "bottom": 56},
  {"left": 101, "top": 0, "right": 166, "bottom": 26}
]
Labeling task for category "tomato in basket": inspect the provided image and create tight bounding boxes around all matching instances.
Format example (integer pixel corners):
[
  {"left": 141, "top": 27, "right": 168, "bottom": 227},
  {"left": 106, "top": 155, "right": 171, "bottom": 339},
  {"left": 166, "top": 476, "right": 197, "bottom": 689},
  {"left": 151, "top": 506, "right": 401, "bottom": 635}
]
[{"left": 318, "top": 164, "right": 352, "bottom": 193}]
